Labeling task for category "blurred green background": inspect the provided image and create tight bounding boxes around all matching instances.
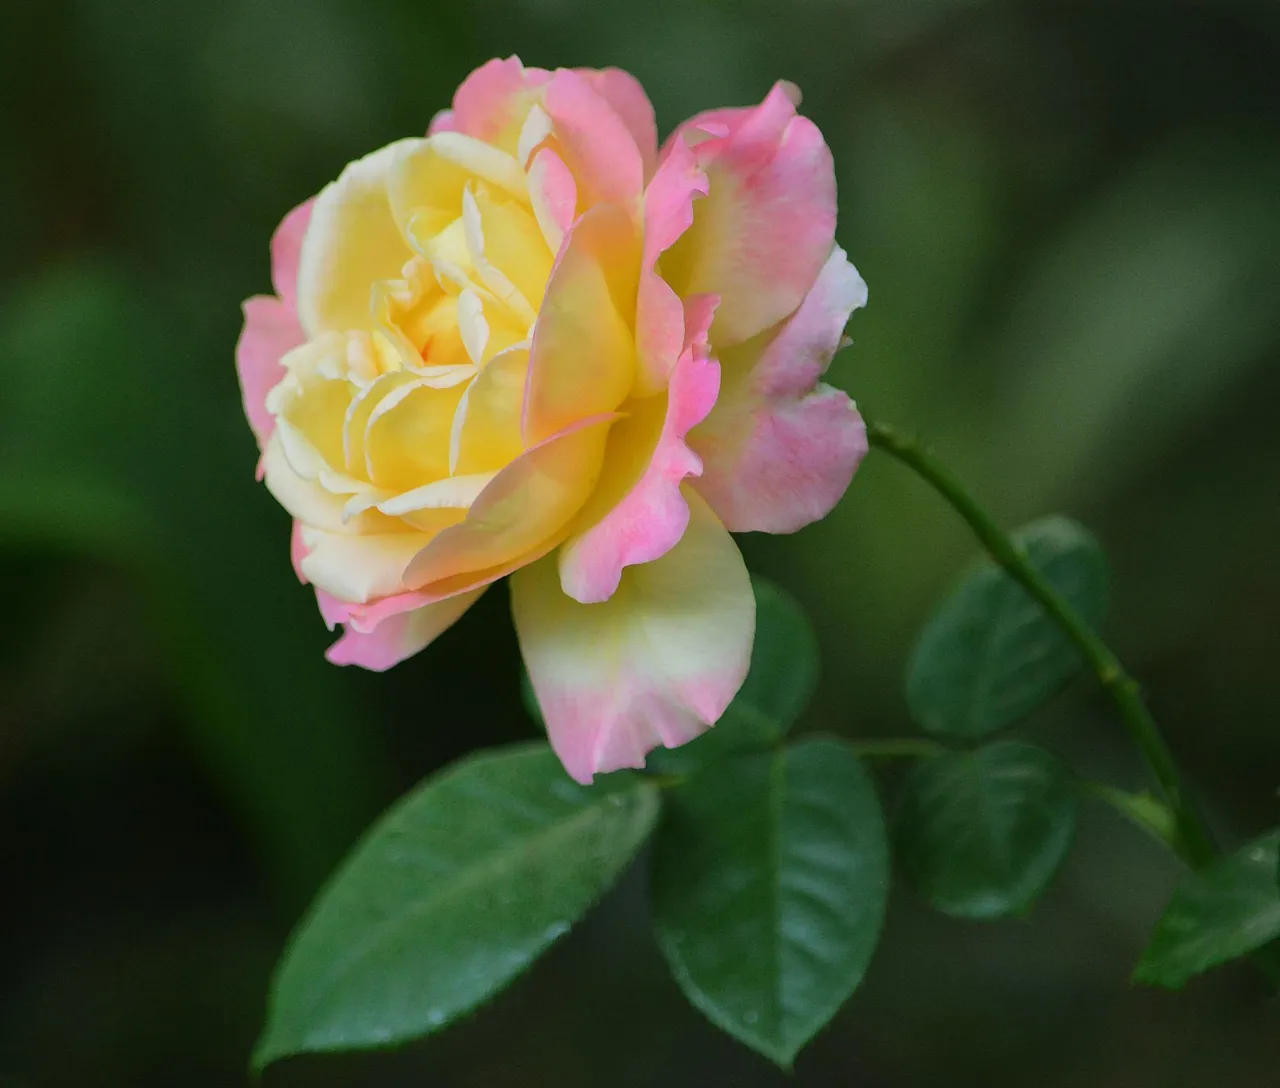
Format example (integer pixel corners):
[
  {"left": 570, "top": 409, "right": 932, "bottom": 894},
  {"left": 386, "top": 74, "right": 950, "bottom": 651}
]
[{"left": 3, "top": 0, "right": 1279, "bottom": 1084}]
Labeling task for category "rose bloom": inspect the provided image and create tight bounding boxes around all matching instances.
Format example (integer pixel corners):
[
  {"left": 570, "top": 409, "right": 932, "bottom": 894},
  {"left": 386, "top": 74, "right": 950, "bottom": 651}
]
[{"left": 236, "top": 57, "right": 867, "bottom": 783}]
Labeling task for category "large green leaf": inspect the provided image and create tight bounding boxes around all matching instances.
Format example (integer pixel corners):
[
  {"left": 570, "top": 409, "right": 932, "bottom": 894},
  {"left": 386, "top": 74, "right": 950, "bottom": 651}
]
[
  {"left": 646, "top": 575, "right": 819, "bottom": 775},
  {"left": 905, "top": 516, "right": 1109, "bottom": 738},
  {"left": 896, "top": 741, "right": 1078, "bottom": 920},
  {"left": 652, "top": 738, "right": 889, "bottom": 1067},
  {"left": 1135, "top": 831, "right": 1280, "bottom": 988},
  {"left": 255, "top": 742, "right": 659, "bottom": 1069}
]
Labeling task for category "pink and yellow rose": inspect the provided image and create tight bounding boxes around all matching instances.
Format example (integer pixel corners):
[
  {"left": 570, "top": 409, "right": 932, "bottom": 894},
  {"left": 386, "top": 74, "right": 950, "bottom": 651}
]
[{"left": 236, "top": 57, "right": 867, "bottom": 782}]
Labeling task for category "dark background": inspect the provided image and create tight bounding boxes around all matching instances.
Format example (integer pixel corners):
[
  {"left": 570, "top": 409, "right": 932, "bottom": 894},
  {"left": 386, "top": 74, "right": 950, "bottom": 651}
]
[{"left": 3, "top": 0, "right": 1279, "bottom": 1084}]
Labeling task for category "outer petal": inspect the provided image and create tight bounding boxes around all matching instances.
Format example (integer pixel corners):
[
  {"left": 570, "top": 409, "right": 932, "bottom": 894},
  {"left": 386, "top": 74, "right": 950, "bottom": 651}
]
[
  {"left": 296, "top": 139, "right": 422, "bottom": 336},
  {"left": 443, "top": 56, "right": 551, "bottom": 155},
  {"left": 558, "top": 296, "right": 719, "bottom": 603},
  {"left": 542, "top": 68, "right": 645, "bottom": 210},
  {"left": 512, "top": 489, "right": 754, "bottom": 784},
  {"left": 271, "top": 197, "right": 314, "bottom": 307},
  {"left": 691, "top": 246, "right": 868, "bottom": 533},
  {"left": 575, "top": 68, "right": 658, "bottom": 181},
  {"left": 236, "top": 296, "right": 304, "bottom": 449},
  {"left": 660, "top": 82, "right": 836, "bottom": 348},
  {"left": 635, "top": 135, "right": 708, "bottom": 393},
  {"left": 523, "top": 203, "right": 639, "bottom": 446},
  {"left": 326, "top": 588, "right": 484, "bottom": 671}
]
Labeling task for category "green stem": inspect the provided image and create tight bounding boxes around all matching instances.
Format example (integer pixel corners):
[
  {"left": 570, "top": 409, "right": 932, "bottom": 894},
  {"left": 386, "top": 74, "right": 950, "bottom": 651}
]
[
  {"left": 868, "top": 421, "right": 1280, "bottom": 988},
  {"left": 1080, "top": 781, "right": 1180, "bottom": 850},
  {"left": 864, "top": 419, "right": 1219, "bottom": 867}
]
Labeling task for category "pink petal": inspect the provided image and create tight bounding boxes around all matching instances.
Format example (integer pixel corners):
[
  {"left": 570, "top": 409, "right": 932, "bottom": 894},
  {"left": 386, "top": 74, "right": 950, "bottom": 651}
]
[
  {"left": 575, "top": 67, "right": 658, "bottom": 180},
  {"left": 542, "top": 68, "right": 645, "bottom": 210},
  {"left": 427, "top": 108, "right": 458, "bottom": 135},
  {"left": 447, "top": 56, "right": 551, "bottom": 151},
  {"left": 271, "top": 197, "right": 314, "bottom": 308},
  {"left": 558, "top": 296, "right": 720, "bottom": 603},
  {"left": 661, "top": 81, "right": 836, "bottom": 348},
  {"left": 634, "top": 134, "right": 709, "bottom": 393},
  {"left": 326, "top": 589, "right": 484, "bottom": 671},
  {"left": 527, "top": 147, "right": 577, "bottom": 254},
  {"left": 691, "top": 246, "right": 869, "bottom": 533},
  {"left": 512, "top": 490, "right": 754, "bottom": 784},
  {"left": 236, "top": 295, "right": 304, "bottom": 450}
]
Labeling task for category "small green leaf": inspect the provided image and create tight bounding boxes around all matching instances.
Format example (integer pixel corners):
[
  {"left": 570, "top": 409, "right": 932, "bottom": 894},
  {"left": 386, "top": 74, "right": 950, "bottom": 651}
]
[
  {"left": 896, "top": 741, "right": 1078, "bottom": 919},
  {"left": 906, "top": 516, "right": 1109, "bottom": 738},
  {"left": 255, "top": 742, "right": 659, "bottom": 1069},
  {"left": 652, "top": 738, "right": 889, "bottom": 1067},
  {"left": 648, "top": 575, "right": 819, "bottom": 775},
  {"left": 1135, "top": 831, "right": 1280, "bottom": 988}
]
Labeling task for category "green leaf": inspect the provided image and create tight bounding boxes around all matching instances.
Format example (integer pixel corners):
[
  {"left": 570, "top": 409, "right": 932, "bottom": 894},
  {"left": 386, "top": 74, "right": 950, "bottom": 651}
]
[
  {"left": 896, "top": 741, "right": 1078, "bottom": 920},
  {"left": 647, "top": 575, "right": 819, "bottom": 775},
  {"left": 652, "top": 738, "right": 889, "bottom": 1067},
  {"left": 1134, "top": 831, "right": 1280, "bottom": 988},
  {"left": 906, "top": 516, "right": 1109, "bottom": 738},
  {"left": 255, "top": 742, "right": 659, "bottom": 1069}
]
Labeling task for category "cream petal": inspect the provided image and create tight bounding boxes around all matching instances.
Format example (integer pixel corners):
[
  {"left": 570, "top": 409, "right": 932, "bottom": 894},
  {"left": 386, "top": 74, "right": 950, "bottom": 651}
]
[{"left": 296, "top": 139, "right": 423, "bottom": 336}]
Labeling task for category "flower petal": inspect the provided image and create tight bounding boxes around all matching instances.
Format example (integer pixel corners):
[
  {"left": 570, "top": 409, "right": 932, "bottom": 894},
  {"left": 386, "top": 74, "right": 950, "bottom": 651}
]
[
  {"left": 326, "top": 588, "right": 484, "bottom": 671},
  {"left": 236, "top": 296, "right": 304, "bottom": 450},
  {"left": 443, "top": 56, "right": 551, "bottom": 156},
  {"left": 635, "top": 135, "right": 708, "bottom": 393},
  {"left": 558, "top": 296, "right": 720, "bottom": 603},
  {"left": 575, "top": 67, "right": 658, "bottom": 181},
  {"left": 271, "top": 197, "right": 314, "bottom": 308},
  {"left": 543, "top": 68, "right": 645, "bottom": 210},
  {"left": 527, "top": 147, "right": 577, "bottom": 255},
  {"left": 299, "top": 523, "right": 437, "bottom": 604},
  {"left": 296, "top": 139, "right": 422, "bottom": 336},
  {"left": 691, "top": 246, "right": 869, "bottom": 532},
  {"left": 660, "top": 82, "right": 836, "bottom": 347},
  {"left": 391, "top": 133, "right": 528, "bottom": 243},
  {"left": 523, "top": 203, "right": 639, "bottom": 446},
  {"left": 512, "top": 490, "right": 754, "bottom": 784},
  {"left": 452, "top": 345, "right": 529, "bottom": 475},
  {"left": 261, "top": 431, "right": 352, "bottom": 532},
  {"left": 403, "top": 412, "right": 615, "bottom": 594}
]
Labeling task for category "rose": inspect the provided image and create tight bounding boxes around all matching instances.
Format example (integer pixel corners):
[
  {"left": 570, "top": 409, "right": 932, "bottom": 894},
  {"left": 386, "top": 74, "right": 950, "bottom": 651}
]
[{"left": 236, "top": 57, "right": 867, "bottom": 783}]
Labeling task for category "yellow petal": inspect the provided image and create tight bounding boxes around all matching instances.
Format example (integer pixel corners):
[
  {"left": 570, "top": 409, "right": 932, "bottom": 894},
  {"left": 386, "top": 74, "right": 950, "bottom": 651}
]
[
  {"left": 299, "top": 524, "right": 437, "bottom": 603},
  {"left": 405, "top": 414, "right": 614, "bottom": 590},
  {"left": 524, "top": 204, "right": 639, "bottom": 446},
  {"left": 296, "top": 139, "right": 422, "bottom": 336},
  {"left": 389, "top": 133, "right": 527, "bottom": 242},
  {"left": 451, "top": 345, "right": 530, "bottom": 475},
  {"left": 363, "top": 378, "right": 466, "bottom": 491}
]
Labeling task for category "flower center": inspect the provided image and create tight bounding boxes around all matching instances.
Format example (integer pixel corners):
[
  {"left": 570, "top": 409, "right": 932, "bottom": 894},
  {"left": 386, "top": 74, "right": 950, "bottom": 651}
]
[{"left": 270, "top": 134, "right": 567, "bottom": 531}]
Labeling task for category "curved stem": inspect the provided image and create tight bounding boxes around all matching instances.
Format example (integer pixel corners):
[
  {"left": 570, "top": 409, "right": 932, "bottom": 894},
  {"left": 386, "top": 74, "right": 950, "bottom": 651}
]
[
  {"left": 868, "top": 419, "right": 1280, "bottom": 988},
  {"left": 1079, "top": 780, "right": 1180, "bottom": 851},
  {"left": 864, "top": 419, "right": 1219, "bottom": 867}
]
